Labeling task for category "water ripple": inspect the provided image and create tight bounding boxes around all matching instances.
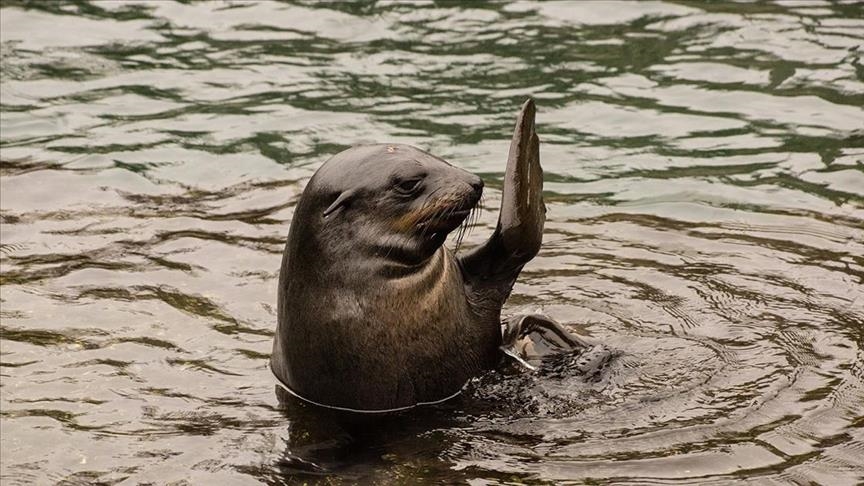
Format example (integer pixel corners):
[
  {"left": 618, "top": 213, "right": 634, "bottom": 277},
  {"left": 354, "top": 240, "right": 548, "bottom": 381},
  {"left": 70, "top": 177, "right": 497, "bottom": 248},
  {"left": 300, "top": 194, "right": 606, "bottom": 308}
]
[{"left": 2, "top": 1, "right": 863, "bottom": 484}]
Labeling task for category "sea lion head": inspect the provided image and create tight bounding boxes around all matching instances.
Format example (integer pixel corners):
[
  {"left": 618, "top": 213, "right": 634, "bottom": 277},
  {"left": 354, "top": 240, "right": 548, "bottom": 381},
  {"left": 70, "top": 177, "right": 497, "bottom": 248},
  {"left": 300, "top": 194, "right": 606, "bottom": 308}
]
[{"left": 294, "top": 143, "right": 483, "bottom": 267}]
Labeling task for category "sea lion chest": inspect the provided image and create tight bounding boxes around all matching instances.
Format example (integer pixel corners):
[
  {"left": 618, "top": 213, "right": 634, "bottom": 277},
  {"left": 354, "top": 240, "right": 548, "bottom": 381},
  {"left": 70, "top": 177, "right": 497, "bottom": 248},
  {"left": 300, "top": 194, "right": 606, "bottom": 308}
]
[{"left": 277, "top": 248, "right": 500, "bottom": 411}]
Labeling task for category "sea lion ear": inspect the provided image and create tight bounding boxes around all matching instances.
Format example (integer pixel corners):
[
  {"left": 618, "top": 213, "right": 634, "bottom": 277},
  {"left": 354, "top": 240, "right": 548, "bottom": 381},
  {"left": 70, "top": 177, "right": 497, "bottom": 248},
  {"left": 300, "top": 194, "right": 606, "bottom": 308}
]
[{"left": 323, "top": 189, "right": 356, "bottom": 217}]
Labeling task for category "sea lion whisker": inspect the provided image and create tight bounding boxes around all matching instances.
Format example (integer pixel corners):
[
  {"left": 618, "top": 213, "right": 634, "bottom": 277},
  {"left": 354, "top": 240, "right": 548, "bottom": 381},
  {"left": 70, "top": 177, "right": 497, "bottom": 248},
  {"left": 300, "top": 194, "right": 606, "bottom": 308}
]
[
  {"left": 461, "top": 202, "right": 478, "bottom": 247},
  {"left": 450, "top": 204, "right": 471, "bottom": 252},
  {"left": 464, "top": 205, "right": 478, "bottom": 241},
  {"left": 417, "top": 203, "right": 439, "bottom": 240},
  {"left": 453, "top": 223, "right": 467, "bottom": 252},
  {"left": 426, "top": 205, "right": 449, "bottom": 240},
  {"left": 417, "top": 187, "right": 450, "bottom": 238},
  {"left": 468, "top": 198, "right": 482, "bottom": 235},
  {"left": 424, "top": 195, "right": 456, "bottom": 232}
]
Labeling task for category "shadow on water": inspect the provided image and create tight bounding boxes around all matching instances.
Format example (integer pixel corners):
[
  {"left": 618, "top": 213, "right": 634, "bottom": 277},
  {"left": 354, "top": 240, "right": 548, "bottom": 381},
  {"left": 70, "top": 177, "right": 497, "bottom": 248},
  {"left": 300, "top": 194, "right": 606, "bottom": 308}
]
[
  {"left": 1, "top": 0, "right": 863, "bottom": 484},
  {"left": 262, "top": 347, "right": 614, "bottom": 485},
  {"left": 258, "top": 386, "right": 466, "bottom": 484}
]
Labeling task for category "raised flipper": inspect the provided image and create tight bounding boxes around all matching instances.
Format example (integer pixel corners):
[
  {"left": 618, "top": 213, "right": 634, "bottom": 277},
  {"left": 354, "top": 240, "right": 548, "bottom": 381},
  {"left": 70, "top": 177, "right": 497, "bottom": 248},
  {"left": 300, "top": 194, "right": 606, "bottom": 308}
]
[{"left": 460, "top": 99, "right": 545, "bottom": 301}]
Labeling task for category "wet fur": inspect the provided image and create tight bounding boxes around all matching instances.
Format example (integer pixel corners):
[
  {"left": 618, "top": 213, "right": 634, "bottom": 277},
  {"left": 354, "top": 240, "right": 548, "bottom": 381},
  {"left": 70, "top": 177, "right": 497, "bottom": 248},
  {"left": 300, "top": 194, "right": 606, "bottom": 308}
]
[{"left": 272, "top": 100, "right": 543, "bottom": 413}]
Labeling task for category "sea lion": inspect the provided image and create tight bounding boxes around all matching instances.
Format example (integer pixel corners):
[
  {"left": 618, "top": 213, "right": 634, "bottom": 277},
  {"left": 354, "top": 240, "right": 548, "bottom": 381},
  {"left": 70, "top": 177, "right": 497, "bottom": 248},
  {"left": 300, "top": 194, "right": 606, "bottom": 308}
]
[{"left": 271, "top": 99, "right": 585, "bottom": 413}]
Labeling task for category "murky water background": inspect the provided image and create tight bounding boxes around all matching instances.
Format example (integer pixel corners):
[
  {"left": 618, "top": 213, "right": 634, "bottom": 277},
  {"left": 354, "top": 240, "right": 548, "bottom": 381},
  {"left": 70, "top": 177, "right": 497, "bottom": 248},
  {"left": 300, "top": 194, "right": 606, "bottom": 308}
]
[{"left": 2, "top": 1, "right": 863, "bottom": 484}]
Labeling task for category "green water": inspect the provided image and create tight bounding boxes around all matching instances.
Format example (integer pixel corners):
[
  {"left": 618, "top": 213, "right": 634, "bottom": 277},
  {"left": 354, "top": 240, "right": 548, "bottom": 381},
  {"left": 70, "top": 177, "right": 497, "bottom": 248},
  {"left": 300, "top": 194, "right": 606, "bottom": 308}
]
[{"left": 1, "top": 1, "right": 862, "bottom": 484}]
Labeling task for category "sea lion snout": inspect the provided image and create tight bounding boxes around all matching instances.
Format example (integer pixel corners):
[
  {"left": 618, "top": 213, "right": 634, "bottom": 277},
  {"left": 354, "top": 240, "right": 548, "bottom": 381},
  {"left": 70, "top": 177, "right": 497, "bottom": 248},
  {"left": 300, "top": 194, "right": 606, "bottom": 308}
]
[
  {"left": 430, "top": 168, "right": 483, "bottom": 210},
  {"left": 374, "top": 155, "right": 482, "bottom": 238},
  {"left": 392, "top": 181, "right": 479, "bottom": 235}
]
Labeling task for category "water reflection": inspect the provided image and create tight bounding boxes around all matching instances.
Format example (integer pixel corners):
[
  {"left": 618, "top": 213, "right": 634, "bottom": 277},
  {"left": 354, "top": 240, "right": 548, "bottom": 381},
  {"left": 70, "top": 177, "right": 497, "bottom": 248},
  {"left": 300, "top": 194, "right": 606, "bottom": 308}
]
[{"left": 1, "top": 0, "right": 862, "bottom": 484}]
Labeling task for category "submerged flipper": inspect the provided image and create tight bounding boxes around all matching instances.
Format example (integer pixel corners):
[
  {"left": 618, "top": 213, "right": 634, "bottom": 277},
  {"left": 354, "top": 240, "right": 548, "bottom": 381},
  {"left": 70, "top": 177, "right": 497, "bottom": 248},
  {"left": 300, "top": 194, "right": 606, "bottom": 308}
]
[
  {"left": 501, "top": 314, "right": 609, "bottom": 379},
  {"left": 502, "top": 314, "right": 590, "bottom": 356},
  {"left": 460, "top": 99, "right": 545, "bottom": 299}
]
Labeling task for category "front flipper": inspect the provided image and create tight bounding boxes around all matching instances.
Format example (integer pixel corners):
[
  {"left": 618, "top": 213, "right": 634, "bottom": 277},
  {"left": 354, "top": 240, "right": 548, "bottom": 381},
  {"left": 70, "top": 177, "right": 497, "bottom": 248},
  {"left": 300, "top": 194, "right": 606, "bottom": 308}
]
[{"left": 460, "top": 99, "right": 545, "bottom": 299}]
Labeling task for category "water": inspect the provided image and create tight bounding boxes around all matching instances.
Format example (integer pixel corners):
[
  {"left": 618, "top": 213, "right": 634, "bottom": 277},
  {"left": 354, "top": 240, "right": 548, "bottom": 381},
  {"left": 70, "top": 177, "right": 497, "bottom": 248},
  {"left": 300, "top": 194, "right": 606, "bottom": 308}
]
[{"left": 1, "top": 1, "right": 862, "bottom": 484}]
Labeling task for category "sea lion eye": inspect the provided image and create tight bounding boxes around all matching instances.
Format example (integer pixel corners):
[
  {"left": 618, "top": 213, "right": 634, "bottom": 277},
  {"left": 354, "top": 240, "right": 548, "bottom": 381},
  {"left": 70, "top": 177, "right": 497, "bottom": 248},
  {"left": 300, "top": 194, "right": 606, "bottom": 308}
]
[{"left": 395, "top": 178, "right": 423, "bottom": 195}]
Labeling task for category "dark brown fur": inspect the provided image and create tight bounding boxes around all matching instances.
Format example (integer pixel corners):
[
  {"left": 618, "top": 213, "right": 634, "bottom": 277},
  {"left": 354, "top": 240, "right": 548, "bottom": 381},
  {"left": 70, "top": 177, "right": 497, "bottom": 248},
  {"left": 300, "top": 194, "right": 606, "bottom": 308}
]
[{"left": 272, "top": 101, "right": 544, "bottom": 413}]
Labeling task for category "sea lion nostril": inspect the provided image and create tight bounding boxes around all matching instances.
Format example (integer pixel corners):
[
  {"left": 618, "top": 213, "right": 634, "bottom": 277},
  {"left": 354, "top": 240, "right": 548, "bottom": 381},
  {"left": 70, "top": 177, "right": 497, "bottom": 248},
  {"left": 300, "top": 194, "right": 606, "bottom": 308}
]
[{"left": 470, "top": 177, "right": 484, "bottom": 194}]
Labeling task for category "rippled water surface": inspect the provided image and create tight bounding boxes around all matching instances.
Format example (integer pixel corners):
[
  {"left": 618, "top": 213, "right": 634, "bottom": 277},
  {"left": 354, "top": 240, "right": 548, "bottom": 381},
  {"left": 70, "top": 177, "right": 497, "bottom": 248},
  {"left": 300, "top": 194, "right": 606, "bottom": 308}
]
[{"left": 2, "top": 1, "right": 863, "bottom": 484}]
